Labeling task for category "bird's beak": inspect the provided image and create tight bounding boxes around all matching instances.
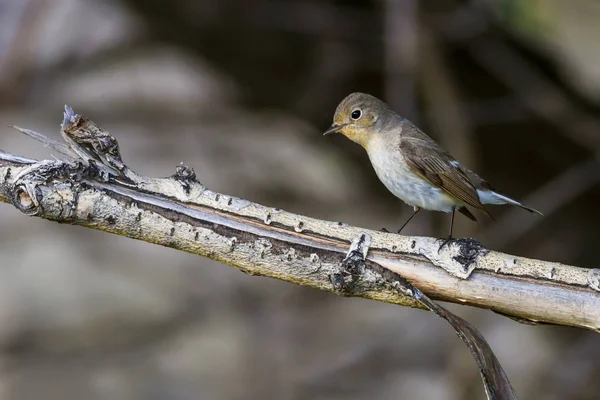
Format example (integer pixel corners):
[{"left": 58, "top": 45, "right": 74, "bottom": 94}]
[{"left": 323, "top": 123, "right": 345, "bottom": 136}]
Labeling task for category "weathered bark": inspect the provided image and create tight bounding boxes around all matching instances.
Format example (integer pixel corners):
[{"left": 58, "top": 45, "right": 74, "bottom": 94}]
[{"left": 2, "top": 106, "right": 599, "bottom": 399}]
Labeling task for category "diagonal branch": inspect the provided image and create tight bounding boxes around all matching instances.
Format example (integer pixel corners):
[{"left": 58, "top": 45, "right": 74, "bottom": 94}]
[
  {"left": 2, "top": 130, "right": 598, "bottom": 331},
  {"left": 0, "top": 107, "right": 598, "bottom": 331},
  {"left": 1, "top": 106, "right": 600, "bottom": 398}
]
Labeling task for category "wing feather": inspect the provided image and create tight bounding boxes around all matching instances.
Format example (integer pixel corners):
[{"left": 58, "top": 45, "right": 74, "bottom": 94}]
[{"left": 400, "top": 136, "right": 492, "bottom": 218}]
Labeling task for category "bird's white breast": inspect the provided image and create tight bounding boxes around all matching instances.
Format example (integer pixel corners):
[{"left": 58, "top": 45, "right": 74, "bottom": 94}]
[{"left": 366, "top": 138, "right": 458, "bottom": 212}]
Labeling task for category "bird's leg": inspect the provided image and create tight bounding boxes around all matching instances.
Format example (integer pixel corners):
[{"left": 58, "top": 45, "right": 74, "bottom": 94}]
[
  {"left": 448, "top": 207, "right": 455, "bottom": 238},
  {"left": 438, "top": 207, "right": 456, "bottom": 252},
  {"left": 396, "top": 207, "right": 420, "bottom": 234}
]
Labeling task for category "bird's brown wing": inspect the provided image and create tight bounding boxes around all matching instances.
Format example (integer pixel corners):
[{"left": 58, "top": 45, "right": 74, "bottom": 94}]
[
  {"left": 400, "top": 135, "right": 492, "bottom": 218},
  {"left": 458, "top": 207, "right": 478, "bottom": 222}
]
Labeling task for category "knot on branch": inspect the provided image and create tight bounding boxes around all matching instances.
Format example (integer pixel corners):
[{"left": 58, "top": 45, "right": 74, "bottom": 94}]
[
  {"left": 7, "top": 160, "right": 100, "bottom": 218},
  {"left": 449, "top": 238, "right": 489, "bottom": 272},
  {"left": 12, "top": 181, "right": 42, "bottom": 216},
  {"left": 330, "top": 233, "right": 371, "bottom": 293},
  {"left": 417, "top": 237, "right": 489, "bottom": 279},
  {"left": 172, "top": 162, "right": 201, "bottom": 195},
  {"left": 174, "top": 163, "right": 197, "bottom": 181}
]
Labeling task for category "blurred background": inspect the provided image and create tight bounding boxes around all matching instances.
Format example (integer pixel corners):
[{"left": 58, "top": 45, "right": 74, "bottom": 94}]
[{"left": 0, "top": 0, "right": 599, "bottom": 399}]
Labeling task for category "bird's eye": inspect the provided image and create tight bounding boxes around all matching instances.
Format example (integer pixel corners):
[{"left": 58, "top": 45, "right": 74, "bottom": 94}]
[{"left": 351, "top": 109, "right": 362, "bottom": 120}]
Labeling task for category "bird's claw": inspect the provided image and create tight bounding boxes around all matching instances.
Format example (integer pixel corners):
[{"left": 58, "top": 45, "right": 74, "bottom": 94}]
[
  {"left": 380, "top": 228, "right": 389, "bottom": 233},
  {"left": 438, "top": 236, "right": 454, "bottom": 253}
]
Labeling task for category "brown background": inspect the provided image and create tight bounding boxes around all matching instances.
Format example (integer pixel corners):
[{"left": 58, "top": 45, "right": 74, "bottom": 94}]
[{"left": 0, "top": 0, "right": 598, "bottom": 399}]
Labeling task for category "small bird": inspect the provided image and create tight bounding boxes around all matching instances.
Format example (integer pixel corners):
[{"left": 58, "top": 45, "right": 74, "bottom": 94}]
[{"left": 324, "top": 92, "right": 542, "bottom": 245}]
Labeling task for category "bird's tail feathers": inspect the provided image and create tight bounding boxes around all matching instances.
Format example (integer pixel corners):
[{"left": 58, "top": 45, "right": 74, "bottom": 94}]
[{"left": 478, "top": 190, "right": 543, "bottom": 216}]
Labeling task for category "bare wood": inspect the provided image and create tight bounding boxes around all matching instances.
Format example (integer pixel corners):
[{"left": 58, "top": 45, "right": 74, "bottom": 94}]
[{"left": 0, "top": 122, "right": 598, "bottom": 334}]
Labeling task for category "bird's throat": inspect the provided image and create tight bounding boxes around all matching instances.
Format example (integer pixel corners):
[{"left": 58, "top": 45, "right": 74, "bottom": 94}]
[{"left": 341, "top": 129, "right": 372, "bottom": 150}]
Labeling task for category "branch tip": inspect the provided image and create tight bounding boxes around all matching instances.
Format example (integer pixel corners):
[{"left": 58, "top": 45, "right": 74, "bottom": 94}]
[{"left": 62, "top": 105, "right": 79, "bottom": 131}]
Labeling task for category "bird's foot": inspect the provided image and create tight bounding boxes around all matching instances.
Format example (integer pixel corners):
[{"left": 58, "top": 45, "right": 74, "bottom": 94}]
[
  {"left": 438, "top": 236, "right": 455, "bottom": 253},
  {"left": 380, "top": 228, "right": 389, "bottom": 233}
]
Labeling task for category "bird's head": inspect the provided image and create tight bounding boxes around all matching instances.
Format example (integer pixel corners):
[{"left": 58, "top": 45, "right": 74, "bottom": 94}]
[{"left": 323, "top": 92, "right": 389, "bottom": 149}]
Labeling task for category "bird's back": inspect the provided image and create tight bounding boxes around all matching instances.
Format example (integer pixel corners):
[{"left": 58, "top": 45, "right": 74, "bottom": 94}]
[{"left": 398, "top": 119, "right": 494, "bottom": 192}]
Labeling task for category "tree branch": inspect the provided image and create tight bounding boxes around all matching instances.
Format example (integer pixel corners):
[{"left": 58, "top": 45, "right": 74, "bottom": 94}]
[
  {"left": 3, "top": 120, "right": 597, "bottom": 330},
  {"left": 2, "top": 106, "right": 600, "bottom": 399}
]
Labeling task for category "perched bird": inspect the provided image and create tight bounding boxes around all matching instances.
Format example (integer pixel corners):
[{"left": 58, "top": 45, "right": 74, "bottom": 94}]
[{"left": 324, "top": 92, "right": 542, "bottom": 244}]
